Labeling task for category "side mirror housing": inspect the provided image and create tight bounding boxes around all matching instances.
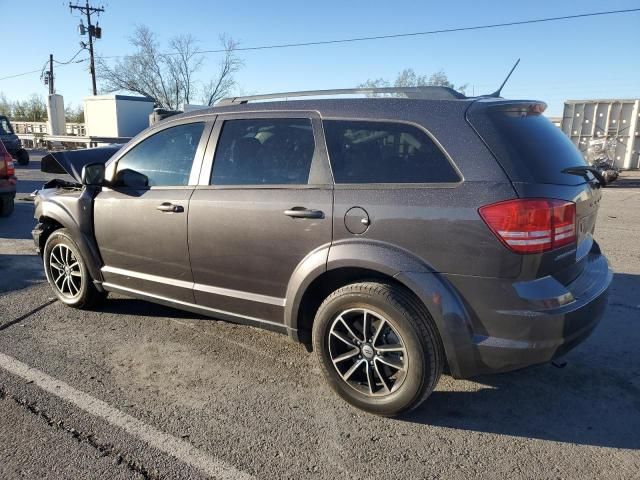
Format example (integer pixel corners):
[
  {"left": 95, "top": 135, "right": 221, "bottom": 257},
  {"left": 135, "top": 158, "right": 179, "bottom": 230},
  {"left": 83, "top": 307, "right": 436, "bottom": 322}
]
[
  {"left": 81, "top": 162, "right": 105, "bottom": 186},
  {"left": 114, "top": 168, "right": 149, "bottom": 188}
]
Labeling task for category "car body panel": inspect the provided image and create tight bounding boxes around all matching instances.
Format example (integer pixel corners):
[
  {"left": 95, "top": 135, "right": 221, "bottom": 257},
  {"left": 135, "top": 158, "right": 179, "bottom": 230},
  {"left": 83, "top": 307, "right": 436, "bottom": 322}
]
[
  {"left": 188, "top": 111, "right": 333, "bottom": 323},
  {"left": 95, "top": 187, "right": 196, "bottom": 303}
]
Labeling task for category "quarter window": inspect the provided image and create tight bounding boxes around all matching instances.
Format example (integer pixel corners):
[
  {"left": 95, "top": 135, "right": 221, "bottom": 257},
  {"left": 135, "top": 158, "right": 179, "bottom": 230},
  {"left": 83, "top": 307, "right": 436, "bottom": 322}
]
[
  {"left": 323, "top": 120, "right": 460, "bottom": 184},
  {"left": 211, "top": 118, "right": 315, "bottom": 185},
  {"left": 116, "top": 122, "right": 205, "bottom": 186}
]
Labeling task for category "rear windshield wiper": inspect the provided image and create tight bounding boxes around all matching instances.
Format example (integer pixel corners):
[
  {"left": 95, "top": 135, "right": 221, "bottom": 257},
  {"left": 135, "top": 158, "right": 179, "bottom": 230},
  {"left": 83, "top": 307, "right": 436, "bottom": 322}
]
[{"left": 562, "top": 166, "right": 605, "bottom": 186}]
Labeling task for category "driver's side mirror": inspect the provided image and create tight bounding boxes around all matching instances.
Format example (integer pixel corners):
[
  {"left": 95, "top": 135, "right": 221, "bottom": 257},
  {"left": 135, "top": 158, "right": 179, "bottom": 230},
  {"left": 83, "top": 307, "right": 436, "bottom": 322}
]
[
  {"left": 113, "top": 168, "right": 149, "bottom": 189},
  {"left": 81, "top": 162, "right": 105, "bottom": 186}
]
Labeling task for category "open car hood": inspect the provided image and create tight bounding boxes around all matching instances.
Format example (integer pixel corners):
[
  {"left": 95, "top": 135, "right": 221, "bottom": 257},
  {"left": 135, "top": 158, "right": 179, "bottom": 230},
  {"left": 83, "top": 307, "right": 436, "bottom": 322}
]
[{"left": 41, "top": 145, "right": 122, "bottom": 182}]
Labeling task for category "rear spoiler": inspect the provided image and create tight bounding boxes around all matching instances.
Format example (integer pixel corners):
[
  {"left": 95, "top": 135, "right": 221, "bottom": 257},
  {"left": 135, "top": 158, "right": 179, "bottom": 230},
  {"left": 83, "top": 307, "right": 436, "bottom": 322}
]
[
  {"left": 41, "top": 145, "right": 122, "bottom": 182},
  {"left": 470, "top": 98, "right": 548, "bottom": 115}
]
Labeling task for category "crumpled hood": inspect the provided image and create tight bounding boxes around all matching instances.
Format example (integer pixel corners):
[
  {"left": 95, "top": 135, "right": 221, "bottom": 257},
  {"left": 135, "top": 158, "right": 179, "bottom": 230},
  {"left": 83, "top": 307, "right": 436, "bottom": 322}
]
[{"left": 41, "top": 145, "right": 122, "bottom": 182}]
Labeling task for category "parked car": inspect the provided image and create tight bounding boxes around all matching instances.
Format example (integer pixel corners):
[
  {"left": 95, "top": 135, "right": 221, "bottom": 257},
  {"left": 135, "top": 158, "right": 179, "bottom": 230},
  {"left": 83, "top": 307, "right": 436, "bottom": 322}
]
[
  {"left": 0, "top": 139, "right": 16, "bottom": 216},
  {"left": 33, "top": 87, "right": 612, "bottom": 416},
  {"left": 0, "top": 115, "right": 29, "bottom": 165}
]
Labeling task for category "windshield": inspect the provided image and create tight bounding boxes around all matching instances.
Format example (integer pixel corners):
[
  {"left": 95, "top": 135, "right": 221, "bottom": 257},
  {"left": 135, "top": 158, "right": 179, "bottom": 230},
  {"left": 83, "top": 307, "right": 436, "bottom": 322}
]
[{"left": 0, "top": 117, "right": 14, "bottom": 135}]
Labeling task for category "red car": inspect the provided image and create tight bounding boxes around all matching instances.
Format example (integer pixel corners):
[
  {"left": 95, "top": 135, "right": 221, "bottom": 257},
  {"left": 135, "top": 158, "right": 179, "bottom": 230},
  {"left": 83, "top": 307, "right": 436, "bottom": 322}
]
[{"left": 0, "top": 139, "right": 16, "bottom": 216}]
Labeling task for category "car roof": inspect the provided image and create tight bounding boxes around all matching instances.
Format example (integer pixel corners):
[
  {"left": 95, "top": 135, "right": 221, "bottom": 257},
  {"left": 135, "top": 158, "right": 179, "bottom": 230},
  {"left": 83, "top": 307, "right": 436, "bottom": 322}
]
[{"left": 172, "top": 97, "right": 477, "bottom": 123}]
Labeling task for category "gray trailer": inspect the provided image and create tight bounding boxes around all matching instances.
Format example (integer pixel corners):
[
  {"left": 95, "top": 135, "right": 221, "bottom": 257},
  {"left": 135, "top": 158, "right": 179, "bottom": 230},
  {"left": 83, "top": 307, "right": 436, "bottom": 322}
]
[{"left": 561, "top": 99, "right": 640, "bottom": 170}]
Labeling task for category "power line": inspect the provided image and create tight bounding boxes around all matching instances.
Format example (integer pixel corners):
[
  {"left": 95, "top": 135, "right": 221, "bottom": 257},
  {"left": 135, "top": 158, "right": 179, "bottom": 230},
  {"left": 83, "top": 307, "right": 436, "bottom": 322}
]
[
  {"left": 1, "top": 7, "right": 639, "bottom": 81},
  {"left": 191, "top": 7, "right": 640, "bottom": 55},
  {"left": 54, "top": 48, "right": 87, "bottom": 65},
  {"left": 0, "top": 68, "right": 44, "bottom": 81}
]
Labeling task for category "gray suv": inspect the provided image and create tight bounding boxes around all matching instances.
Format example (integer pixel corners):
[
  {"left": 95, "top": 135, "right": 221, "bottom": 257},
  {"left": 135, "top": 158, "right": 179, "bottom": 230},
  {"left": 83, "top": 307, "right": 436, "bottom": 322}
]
[{"left": 33, "top": 87, "right": 612, "bottom": 416}]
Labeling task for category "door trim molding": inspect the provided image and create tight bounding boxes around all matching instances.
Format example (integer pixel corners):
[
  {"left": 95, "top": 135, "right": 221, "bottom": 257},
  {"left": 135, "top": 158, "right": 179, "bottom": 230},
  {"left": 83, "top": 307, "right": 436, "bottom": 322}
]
[{"left": 101, "top": 265, "right": 286, "bottom": 306}]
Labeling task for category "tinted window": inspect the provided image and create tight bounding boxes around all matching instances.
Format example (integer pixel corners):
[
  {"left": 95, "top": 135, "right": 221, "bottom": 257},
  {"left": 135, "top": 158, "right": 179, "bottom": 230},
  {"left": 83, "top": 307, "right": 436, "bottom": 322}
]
[
  {"left": 469, "top": 109, "right": 589, "bottom": 186},
  {"left": 211, "top": 118, "right": 315, "bottom": 185},
  {"left": 116, "top": 122, "right": 204, "bottom": 186},
  {"left": 323, "top": 120, "right": 460, "bottom": 184},
  {"left": 0, "top": 117, "right": 13, "bottom": 135}
]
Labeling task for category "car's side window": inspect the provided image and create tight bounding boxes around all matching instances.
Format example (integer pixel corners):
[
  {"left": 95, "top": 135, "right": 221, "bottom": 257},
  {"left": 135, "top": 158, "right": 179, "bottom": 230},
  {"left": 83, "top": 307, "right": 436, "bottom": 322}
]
[
  {"left": 0, "top": 117, "right": 13, "bottom": 135},
  {"left": 211, "top": 118, "right": 315, "bottom": 185},
  {"left": 116, "top": 122, "right": 205, "bottom": 187},
  {"left": 323, "top": 120, "right": 460, "bottom": 184}
]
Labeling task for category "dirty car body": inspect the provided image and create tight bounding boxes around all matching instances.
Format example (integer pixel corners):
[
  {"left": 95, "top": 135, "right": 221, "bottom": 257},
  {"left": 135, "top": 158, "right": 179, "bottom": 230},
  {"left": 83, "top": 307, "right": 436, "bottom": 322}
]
[{"left": 32, "top": 87, "right": 612, "bottom": 415}]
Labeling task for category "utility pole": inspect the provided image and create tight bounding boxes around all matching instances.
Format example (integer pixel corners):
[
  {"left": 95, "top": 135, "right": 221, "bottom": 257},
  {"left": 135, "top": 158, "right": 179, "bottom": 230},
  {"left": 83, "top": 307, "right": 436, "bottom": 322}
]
[
  {"left": 47, "top": 54, "right": 54, "bottom": 94},
  {"left": 69, "top": 1, "right": 104, "bottom": 96}
]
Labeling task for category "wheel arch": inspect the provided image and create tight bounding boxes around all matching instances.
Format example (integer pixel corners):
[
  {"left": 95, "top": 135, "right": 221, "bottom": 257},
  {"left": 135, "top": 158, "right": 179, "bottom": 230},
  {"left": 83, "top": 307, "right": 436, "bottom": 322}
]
[
  {"left": 36, "top": 200, "right": 104, "bottom": 283},
  {"left": 284, "top": 240, "right": 474, "bottom": 377}
]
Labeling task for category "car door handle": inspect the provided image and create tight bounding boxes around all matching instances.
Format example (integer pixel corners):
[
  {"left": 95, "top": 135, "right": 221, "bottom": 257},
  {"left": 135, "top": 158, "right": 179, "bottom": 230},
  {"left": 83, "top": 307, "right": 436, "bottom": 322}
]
[
  {"left": 156, "top": 202, "right": 184, "bottom": 213},
  {"left": 284, "top": 207, "right": 324, "bottom": 219}
]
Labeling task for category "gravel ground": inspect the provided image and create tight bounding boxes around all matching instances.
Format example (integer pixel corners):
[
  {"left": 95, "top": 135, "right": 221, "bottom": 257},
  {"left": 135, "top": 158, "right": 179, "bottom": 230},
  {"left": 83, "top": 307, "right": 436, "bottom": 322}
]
[{"left": 0, "top": 152, "right": 638, "bottom": 479}]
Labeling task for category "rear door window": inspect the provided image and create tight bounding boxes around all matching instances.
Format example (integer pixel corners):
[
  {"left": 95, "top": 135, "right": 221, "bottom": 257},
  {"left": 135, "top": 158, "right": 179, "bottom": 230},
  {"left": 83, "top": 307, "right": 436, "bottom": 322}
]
[
  {"left": 323, "top": 120, "right": 460, "bottom": 184},
  {"left": 211, "top": 118, "right": 315, "bottom": 185},
  {"left": 116, "top": 122, "right": 205, "bottom": 186}
]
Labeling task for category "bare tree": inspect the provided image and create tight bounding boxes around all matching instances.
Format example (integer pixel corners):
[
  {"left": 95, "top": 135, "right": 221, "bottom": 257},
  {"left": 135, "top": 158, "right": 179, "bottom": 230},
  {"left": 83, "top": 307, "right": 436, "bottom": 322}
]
[
  {"left": 0, "top": 92, "right": 11, "bottom": 116},
  {"left": 201, "top": 35, "right": 244, "bottom": 106},
  {"left": 359, "top": 69, "right": 467, "bottom": 96},
  {"left": 98, "top": 26, "right": 242, "bottom": 110},
  {"left": 65, "top": 103, "right": 85, "bottom": 123},
  {"left": 167, "top": 34, "right": 203, "bottom": 105}
]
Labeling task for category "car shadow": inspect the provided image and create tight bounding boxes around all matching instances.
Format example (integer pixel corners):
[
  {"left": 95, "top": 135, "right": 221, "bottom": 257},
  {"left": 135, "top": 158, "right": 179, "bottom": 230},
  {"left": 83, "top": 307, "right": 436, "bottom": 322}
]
[
  {"left": 606, "top": 173, "right": 640, "bottom": 189},
  {"left": 401, "top": 272, "right": 640, "bottom": 450},
  {"left": 99, "top": 296, "right": 208, "bottom": 320},
  {"left": 0, "top": 253, "right": 44, "bottom": 293},
  {"left": 0, "top": 202, "right": 36, "bottom": 240}
]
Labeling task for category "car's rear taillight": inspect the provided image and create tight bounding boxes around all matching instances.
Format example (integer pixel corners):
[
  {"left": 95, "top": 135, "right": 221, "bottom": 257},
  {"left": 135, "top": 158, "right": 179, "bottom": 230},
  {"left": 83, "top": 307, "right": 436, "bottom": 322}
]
[
  {"left": 0, "top": 152, "right": 13, "bottom": 177},
  {"left": 479, "top": 199, "right": 576, "bottom": 254},
  {"left": 5, "top": 156, "right": 15, "bottom": 177}
]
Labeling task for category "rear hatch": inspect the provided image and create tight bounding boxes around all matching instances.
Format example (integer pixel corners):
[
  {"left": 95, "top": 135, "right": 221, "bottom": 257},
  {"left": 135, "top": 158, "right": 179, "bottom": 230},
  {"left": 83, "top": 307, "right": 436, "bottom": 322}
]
[{"left": 467, "top": 99, "right": 602, "bottom": 282}]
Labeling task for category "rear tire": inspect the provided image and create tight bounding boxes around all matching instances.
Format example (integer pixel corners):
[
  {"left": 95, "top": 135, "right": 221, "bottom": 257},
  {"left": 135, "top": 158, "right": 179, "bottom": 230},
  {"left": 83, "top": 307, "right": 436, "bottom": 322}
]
[
  {"left": 0, "top": 197, "right": 14, "bottom": 217},
  {"left": 16, "top": 149, "right": 29, "bottom": 166},
  {"left": 43, "top": 228, "right": 107, "bottom": 309},
  {"left": 312, "top": 282, "right": 443, "bottom": 416}
]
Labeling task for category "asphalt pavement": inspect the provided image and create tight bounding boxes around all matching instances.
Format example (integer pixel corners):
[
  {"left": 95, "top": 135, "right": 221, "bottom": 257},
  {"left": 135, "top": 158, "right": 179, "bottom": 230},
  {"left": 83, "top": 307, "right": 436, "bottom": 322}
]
[{"left": 0, "top": 151, "right": 638, "bottom": 479}]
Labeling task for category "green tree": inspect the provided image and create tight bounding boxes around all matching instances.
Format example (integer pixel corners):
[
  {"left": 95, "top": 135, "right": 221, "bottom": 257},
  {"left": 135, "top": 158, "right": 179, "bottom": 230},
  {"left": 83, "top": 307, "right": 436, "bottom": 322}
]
[{"left": 11, "top": 94, "right": 47, "bottom": 122}]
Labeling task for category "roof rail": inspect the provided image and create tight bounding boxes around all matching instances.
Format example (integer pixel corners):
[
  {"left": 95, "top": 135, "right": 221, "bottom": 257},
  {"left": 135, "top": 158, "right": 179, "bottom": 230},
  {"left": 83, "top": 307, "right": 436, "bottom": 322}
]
[{"left": 216, "top": 86, "right": 466, "bottom": 106}]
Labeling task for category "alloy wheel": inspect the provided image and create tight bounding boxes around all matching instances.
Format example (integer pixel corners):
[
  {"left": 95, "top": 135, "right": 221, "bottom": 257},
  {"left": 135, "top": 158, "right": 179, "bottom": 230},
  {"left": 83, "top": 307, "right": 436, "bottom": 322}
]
[
  {"left": 48, "top": 244, "right": 83, "bottom": 298},
  {"left": 328, "top": 308, "right": 408, "bottom": 396}
]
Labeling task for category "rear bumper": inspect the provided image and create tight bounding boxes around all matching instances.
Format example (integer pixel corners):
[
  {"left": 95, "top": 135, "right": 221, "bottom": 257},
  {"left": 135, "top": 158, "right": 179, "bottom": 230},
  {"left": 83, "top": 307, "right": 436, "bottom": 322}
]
[
  {"left": 446, "top": 252, "right": 612, "bottom": 377},
  {"left": 399, "top": 249, "right": 612, "bottom": 379}
]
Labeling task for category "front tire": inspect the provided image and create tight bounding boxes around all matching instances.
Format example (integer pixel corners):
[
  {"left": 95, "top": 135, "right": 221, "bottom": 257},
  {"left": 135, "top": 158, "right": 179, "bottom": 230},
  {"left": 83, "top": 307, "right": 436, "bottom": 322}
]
[
  {"left": 312, "top": 282, "right": 443, "bottom": 416},
  {"left": 43, "top": 228, "right": 106, "bottom": 309}
]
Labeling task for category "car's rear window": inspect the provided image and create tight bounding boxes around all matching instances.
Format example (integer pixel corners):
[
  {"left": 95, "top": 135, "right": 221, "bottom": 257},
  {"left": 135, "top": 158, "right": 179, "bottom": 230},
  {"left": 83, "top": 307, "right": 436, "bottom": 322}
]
[
  {"left": 323, "top": 120, "right": 460, "bottom": 184},
  {"left": 470, "top": 107, "right": 588, "bottom": 186}
]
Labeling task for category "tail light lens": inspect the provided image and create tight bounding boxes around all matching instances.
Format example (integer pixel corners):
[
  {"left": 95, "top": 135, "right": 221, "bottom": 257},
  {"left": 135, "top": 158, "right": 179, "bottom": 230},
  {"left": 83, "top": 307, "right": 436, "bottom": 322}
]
[
  {"left": 479, "top": 199, "right": 576, "bottom": 254},
  {"left": 1, "top": 152, "right": 14, "bottom": 177}
]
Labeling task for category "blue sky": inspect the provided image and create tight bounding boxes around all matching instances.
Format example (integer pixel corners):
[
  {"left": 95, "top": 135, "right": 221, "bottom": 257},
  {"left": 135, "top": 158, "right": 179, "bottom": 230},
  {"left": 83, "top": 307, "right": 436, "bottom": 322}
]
[{"left": 2, "top": 0, "right": 639, "bottom": 116}]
